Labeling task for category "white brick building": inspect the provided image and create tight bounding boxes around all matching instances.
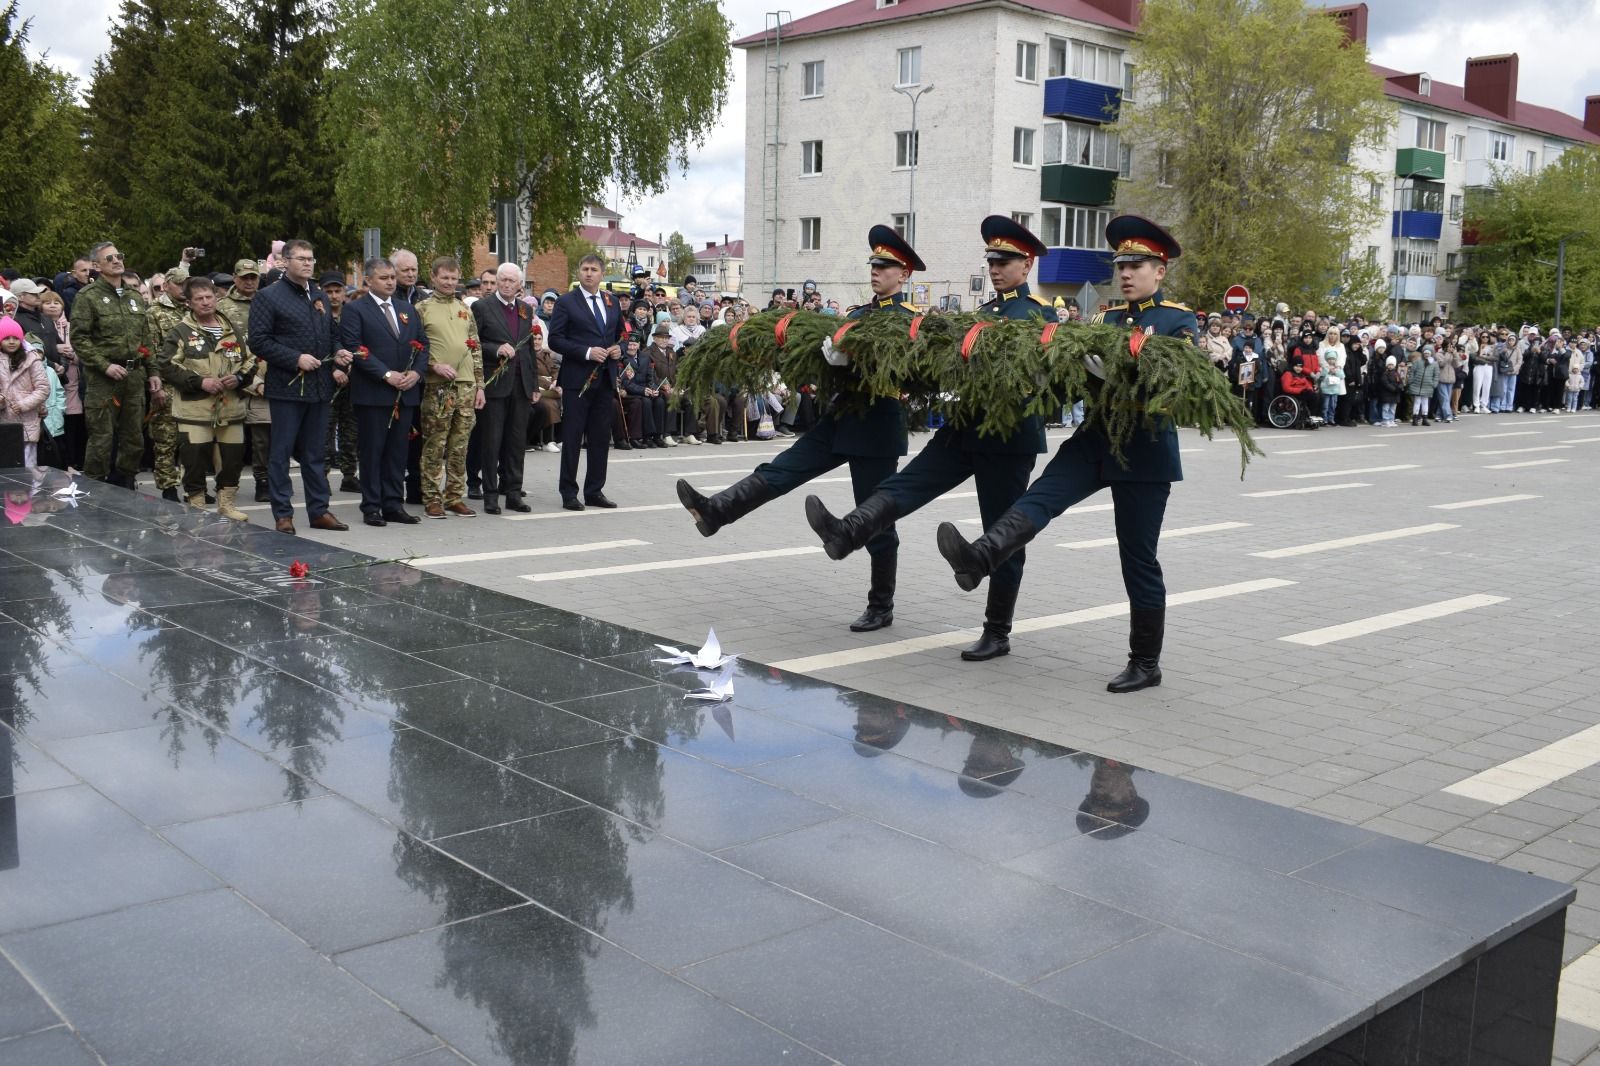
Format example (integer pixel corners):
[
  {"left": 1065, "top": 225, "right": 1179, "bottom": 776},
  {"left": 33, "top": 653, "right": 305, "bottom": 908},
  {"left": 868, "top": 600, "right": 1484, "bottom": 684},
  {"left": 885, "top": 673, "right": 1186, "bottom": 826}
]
[{"left": 736, "top": 0, "right": 1600, "bottom": 317}]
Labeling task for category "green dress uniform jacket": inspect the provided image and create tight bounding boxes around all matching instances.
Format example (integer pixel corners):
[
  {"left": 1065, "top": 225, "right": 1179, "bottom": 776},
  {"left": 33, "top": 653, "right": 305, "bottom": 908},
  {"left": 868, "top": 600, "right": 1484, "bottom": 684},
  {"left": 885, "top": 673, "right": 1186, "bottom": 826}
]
[
  {"left": 1086, "top": 291, "right": 1194, "bottom": 483},
  {"left": 833, "top": 292, "right": 911, "bottom": 458},
  {"left": 970, "top": 284, "right": 1050, "bottom": 455}
]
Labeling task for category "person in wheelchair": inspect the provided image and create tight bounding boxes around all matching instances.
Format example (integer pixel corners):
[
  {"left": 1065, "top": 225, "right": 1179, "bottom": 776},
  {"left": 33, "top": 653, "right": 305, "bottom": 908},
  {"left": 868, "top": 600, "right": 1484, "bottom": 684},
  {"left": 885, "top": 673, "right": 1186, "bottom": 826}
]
[{"left": 1274, "top": 357, "right": 1323, "bottom": 429}]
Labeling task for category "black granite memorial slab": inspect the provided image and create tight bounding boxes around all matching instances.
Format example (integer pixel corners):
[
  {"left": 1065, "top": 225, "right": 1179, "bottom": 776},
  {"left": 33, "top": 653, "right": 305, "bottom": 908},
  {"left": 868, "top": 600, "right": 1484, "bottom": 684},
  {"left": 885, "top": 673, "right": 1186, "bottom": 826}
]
[{"left": 0, "top": 475, "right": 1576, "bottom": 1065}]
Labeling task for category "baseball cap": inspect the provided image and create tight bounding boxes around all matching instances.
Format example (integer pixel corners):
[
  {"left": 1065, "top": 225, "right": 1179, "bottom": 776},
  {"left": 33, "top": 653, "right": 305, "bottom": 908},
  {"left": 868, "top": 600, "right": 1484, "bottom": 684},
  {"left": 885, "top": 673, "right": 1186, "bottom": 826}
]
[
  {"left": 318, "top": 271, "right": 346, "bottom": 288},
  {"left": 8, "top": 278, "right": 44, "bottom": 296},
  {"left": 232, "top": 258, "right": 261, "bottom": 277}
]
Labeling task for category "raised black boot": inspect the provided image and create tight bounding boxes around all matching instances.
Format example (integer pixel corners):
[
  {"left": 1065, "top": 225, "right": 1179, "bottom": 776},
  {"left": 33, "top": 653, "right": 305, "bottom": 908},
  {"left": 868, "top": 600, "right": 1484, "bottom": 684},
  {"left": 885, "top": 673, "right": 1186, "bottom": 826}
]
[
  {"left": 677, "top": 473, "right": 775, "bottom": 537},
  {"left": 805, "top": 491, "right": 899, "bottom": 561},
  {"left": 849, "top": 550, "right": 896, "bottom": 632},
  {"left": 962, "top": 582, "right": 1019, "bottom": 661},
  {"left": 936, "top": 510, "right": 1038, "bottom": 592},
  {"left": 1107, "top": 607, "right": 1164, "bottom": 693}
]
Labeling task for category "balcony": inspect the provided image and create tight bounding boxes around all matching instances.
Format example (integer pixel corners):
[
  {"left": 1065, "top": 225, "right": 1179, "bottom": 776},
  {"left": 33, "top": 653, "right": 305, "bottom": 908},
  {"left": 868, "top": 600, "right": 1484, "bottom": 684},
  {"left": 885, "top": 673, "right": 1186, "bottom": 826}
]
[
  {"left": 1390, "top": 273, "right": 1438, "bottom": 303},
  {"left": 1392, "top": 211, "right": 1443, "bottom": 240},
  {"left": 1395, "top": 147, "right": 1446, "bottom": 179},
  {"left": 1038, "top": 248, "right": 1114, "bottom": 286},
  {"left": 1041, "top": 164, "right": 1117, "bottom": 205},
  {"left": 1043, "top": 77, "right": 1121, "bottom": 124}
]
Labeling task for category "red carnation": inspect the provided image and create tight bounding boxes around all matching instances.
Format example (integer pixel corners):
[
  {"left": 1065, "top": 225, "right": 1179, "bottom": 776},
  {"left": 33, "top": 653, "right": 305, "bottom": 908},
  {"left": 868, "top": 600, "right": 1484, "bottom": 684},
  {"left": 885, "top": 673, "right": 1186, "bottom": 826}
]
[{"left": 288, "top": 560, "right": 309, "bottom": 578}]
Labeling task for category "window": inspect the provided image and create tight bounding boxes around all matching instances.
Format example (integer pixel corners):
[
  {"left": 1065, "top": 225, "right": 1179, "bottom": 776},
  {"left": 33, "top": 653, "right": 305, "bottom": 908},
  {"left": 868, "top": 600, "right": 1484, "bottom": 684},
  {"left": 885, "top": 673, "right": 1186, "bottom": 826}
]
[
  {"left": 1010, "top": 211, "right": 1033, "bottom": 231},
  {"left": 1046, "top": 37, "right": 1068, "bottom": 78},
  {"left": 1055, "top": 121, "right": 1120, "bottom": 169},
  {"left": 1042, "top": 122, "right": 1063, "bottom": 164},
  {"left": 1393, "top": 239, "right": 1438, "bottom": 276},
  {"left": 799, "top": 217, "right": 821, "bottom": 251},
  {"left": 801, "top": 140, "right": 822, "bottom": 176},
  {"left": 1041, "top": 206, "right": 1064, "bottom": 247},
  {"left": 1013, "top": 126, "right": 1035, "bottom": 166},
  {"left": 1400, "top": 180, "right": 1443, "bottom": 213},
  {"left": 802, "top": 60, "right": 824, "bottom": 98},
  {"left": 1445, "top": 252, "right": 1459, "bottom": 273},
  {"left": 487, "top": 232, "right": 498, "bottom": 254},
  {"left": 875, "top": 0, "right": 897, "bottom": 7},
  {"left": 1366, "top": 245, "right": 1379, "bottom": 265},
  {"left": 1418, "top": 74, "right": 1432, "bottom": 96},
  {"left": 1448, "top": 194, "right": 1463, "bottom": 221},
  {"left": 1525, "top": 150, "right": 1537, "bottom": 175},
  {"left": 1413, "top": 116, "right": 1447, "bottom": 152},
  {"left": 897, "top": 47, "right": 921, "bottom": 87},
  {"left": 892, "top": 213, "right": 915, "bottom": 243},
  {"left": 1368, "top": 179, "right": 1383, "bottom": 206},
  {"left": 1451, "top": 134, "right": 1465, "bottom": 162},
  {"left": 1117, "top": 144, "right": 1132, "bottom": 178},
  {"left": 1064, "top": 207, "right": 1110, "bottom": 250},
  {"left": 1069, "top": 41, "right": 1121, "bottom": 85},
  {"left": 1122, "top": 63, "right": 1136, "bottom": 102},
  {"left": 1157, "top": 151, "right": 1174, "bottom": 188},
  {"left": 1490, "top": 131, "right": 1513, "bottom": 162},
  {"left": 1015, "top": 41, "right": 1038, "bottom": 82},
  {"left": 894, "top": 130, "right": 919, "bottom": 168}
]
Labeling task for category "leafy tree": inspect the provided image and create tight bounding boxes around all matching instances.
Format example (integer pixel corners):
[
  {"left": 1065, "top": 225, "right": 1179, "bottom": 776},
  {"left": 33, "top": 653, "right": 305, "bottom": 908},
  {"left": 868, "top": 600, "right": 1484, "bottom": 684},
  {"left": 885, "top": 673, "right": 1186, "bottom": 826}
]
[
  {"left": 0, "top": 4, "right": 108, "bottom": 273},
  {"left": 665, "top": 232, "right": 697, "bottom": 285},
  {"left": 85, "top": 0, "right": 243, "bottom": 272},
  {"left": 326, "top": 0, "right": 733, "bottom": 260},
  {"left": 561, "top": 233, "right": 600, "bottom": 286},
  {"left": 1457, "top": 147, "right": 1600, "bottom": 328},
  {"left": 1111, "top": 0, "right": 1392, "bottom": 313}
]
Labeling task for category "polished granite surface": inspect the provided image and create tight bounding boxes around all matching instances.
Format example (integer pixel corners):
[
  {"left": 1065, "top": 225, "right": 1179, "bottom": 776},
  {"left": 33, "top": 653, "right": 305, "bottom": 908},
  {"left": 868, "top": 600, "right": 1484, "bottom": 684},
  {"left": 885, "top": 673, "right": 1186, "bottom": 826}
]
[{"left": 0, "top": 468, "right": 1575, "bottom": 1065}]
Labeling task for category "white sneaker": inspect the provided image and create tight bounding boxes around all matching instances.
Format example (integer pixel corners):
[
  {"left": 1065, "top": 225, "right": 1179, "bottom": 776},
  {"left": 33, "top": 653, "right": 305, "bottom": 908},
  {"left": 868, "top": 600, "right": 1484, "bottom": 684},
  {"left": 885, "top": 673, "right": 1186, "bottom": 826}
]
[
  {"left": 684, "top": 434, "right": 701, "bottom": 445},
  {"left": 663, "top": 435, "right": 678, "bottom": 447},
  {"left": 543, "top": 442, "right": 559, "bottom": 453}
]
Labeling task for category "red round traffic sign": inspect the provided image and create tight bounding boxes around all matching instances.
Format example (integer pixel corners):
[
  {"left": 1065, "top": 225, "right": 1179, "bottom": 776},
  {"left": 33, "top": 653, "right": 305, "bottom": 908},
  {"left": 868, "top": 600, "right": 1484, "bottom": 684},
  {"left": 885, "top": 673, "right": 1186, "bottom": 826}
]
[{"left": 1224, "top": 285, "right": 1250, "bottom": 312}]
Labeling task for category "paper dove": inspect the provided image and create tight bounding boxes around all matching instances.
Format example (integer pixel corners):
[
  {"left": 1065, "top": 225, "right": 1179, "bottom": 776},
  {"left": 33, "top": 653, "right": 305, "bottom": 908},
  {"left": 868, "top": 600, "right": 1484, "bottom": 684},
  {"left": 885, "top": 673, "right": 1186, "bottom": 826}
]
[
  {"left": 51, "top": 481, "right": 91, "bottom": 501},
  {"left": 686, "top": 665, "right": 735, "bottom": 703},
  {"left": 652, "top": 627, "right": 736, "bottom": 670}
]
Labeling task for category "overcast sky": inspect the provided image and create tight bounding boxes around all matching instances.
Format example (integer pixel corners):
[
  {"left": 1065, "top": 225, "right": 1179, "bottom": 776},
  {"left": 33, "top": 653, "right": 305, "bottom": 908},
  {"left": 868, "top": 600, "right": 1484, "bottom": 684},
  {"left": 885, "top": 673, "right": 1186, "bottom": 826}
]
[{"left": 17, "top": 0, "right": 1600, "bottom": 249}]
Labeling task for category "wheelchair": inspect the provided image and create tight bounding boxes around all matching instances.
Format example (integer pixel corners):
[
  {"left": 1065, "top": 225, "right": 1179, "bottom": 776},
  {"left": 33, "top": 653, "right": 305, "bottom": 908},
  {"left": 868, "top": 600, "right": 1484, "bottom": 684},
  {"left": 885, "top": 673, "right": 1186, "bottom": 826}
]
[{"left": 1266, "top": 393, "right": 1323, "bottom": 430}]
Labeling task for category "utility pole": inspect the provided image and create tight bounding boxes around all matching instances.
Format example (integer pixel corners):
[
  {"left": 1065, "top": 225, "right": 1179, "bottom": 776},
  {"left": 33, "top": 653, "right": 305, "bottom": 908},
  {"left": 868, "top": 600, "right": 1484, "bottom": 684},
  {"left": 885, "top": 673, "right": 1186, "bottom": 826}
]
[
  {"left": 1554, "top": 235, "right": 1568, "bottom": 331},
  {"left": 892, "top": 83, "right": 934, "bottom": 244}
]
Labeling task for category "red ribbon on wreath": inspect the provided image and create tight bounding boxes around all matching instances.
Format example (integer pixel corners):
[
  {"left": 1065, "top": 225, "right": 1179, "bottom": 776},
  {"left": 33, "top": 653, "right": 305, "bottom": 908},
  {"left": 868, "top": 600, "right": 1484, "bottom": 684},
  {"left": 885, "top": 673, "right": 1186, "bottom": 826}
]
[
  {"left": 908, "top": 314, "right": 924, "bottom": 341},
  {"left": 831, "top": 321, "right": 859, "bottom": 346},
  {"left": 1128, "top": 329, "right": 1147, "bottom": 359},
  {"left": 959, "top": 321, "right": 994, "bottom": 361},
  {"left": 728, "top": 322, "right": 744, "bottom": 353},
  {"left": 772, "top": 311, "right": 798, "bottom": 347},
  {"left": 1039, "top": 322, "right": 1059, "bottom": 347}
]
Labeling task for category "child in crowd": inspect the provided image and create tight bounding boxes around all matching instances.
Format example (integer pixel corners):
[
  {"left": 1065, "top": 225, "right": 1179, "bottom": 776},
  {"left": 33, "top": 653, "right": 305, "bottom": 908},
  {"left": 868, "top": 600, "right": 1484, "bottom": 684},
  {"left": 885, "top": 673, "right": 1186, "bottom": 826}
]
[
  {"left": 1316, "top": 351, "right": 1345, "bottom": 426},
  {"left": 1567, "top": 347, "right": 1586, "bottom": 412},
  {"left": 0, "top": 317, "right": 51, "bottom": 467}
]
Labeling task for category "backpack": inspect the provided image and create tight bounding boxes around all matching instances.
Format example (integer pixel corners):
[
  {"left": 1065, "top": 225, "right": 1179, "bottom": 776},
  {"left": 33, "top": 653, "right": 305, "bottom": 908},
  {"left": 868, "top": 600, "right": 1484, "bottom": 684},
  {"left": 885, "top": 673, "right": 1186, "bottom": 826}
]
[{"left": 1496, "top": 349, "right": 1514, "bottom": 374}]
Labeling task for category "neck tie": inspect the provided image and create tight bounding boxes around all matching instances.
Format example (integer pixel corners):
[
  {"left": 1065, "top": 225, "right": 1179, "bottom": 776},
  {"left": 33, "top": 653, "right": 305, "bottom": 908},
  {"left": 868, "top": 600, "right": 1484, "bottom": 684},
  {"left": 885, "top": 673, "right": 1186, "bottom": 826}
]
[
  {"left": 382, "top": 300, "right": 398, "bottom": 336},
  {"left": 589, "top": 294, "right": 605, "bottom": 330}
]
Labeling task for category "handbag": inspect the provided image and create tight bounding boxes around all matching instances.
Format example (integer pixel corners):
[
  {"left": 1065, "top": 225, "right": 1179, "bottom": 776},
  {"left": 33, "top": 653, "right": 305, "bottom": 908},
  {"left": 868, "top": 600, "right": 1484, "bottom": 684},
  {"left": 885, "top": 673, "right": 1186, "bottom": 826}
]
[{"left": 754, "top": 394, "right": 776, "bottom": 440}]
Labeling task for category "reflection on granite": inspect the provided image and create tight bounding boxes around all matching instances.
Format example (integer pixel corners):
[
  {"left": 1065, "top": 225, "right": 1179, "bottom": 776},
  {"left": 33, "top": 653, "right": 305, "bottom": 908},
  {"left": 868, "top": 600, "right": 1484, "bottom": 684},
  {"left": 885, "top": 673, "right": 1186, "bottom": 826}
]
[{"left": 0, "top": 474, "right": 1576, "bottom": 1065}]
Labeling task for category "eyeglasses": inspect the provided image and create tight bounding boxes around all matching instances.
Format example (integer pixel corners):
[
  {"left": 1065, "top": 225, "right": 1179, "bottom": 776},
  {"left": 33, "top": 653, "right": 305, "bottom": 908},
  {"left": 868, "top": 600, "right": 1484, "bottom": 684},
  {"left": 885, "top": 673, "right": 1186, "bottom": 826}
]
[
  {"left": 287, "top": 255, "right": 316, "bottom": 263},
  {"left": 100, "top": 252, "right": 123, "bottom": 262}
]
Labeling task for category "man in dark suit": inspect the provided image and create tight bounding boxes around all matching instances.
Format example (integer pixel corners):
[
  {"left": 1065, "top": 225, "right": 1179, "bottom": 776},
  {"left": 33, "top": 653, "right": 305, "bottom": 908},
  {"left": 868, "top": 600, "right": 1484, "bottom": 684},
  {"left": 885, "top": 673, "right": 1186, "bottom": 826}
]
[
  {"left": 547, "top": 254, "right": 623, "bottom": 510},
  {"left": 469, "top": 261, "right": 541, "bottom": 514},
  {"left": 341, "top": 256, "right": 429, "bottom": 526}
]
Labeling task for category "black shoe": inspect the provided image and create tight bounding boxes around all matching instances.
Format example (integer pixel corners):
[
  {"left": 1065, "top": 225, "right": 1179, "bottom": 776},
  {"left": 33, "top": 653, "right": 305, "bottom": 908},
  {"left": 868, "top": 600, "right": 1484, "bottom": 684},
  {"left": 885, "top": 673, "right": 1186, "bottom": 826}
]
[
  {"left": 382, "top": 509, "right": 421, "bottom": 525},
  {"left": 254, "top": 483, "right": 270, "bottom": 503},
  {"left": 805, "top": 491, "right": 899, "bottom": 561},
  {"left": 562, "top": 498, "right": 584, "bottom": 512},
  {"left": 677, "top": 474, "right": 773, "bottom": 537},
  {"left": 614, "top": 440, "right": 633, "bottom": 451},
  {"left": 961, "top": 631, "right": 1011, "bottom": 661},
  {"left": 628, "top": 440, "right": 646, "bottom": 450},
  {"left": 483, "top": 496, "right": 503, "bottom": 515},
  {"left": 962, "top": 583, "right": 1019, "bottom": 661},
  {"left": 849, "top": 551, "right": 896, "bottom": 632},
  {"left": 585, "top": 492, "right": 619, "bottom": 509},
  {"left": 936, "top": 510, "right": 1037, "bottom": 593},
  {"left": 705, "top": 436, "right": 722, "bottom": 445},
  {"left": 342, "top": 477, "right": 361, "bottom": 494},
  {"left": 161, "top": 487, "right": 179, "bottom": 502},
  {"left": 204, "top": 492, "right": 215, "bottom": 504},
  {"left": 467, "top": 487, "right": 482, "bottom": 500},
  {"left": 1107, "top": 608, "right": 1165, "bottom": 693},
  {"left": 504, "top": 496, "right": 532, "bottom": 513},
  {"left": 363, "top": 513, "right": 387, "bottom": 527}
]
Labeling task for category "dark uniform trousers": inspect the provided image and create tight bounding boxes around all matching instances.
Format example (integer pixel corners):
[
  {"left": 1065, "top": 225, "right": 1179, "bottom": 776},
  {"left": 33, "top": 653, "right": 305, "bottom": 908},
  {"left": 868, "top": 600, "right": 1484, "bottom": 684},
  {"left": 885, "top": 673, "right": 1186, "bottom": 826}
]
[
  {"left": 754, "top": 411, "right": 900, "bottom": 558},
  {"left": 355, "top": 404, "right": 411, "bottom": 514},
  {"left": 266, "top": 399, "right": 332, "bottom": 520}
]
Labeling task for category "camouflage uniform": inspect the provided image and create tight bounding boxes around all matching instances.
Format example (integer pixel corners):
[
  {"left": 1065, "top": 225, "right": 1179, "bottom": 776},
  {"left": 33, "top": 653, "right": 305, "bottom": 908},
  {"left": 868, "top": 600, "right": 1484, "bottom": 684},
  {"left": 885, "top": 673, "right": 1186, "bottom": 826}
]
[
  {"left": 218, "top": 282, "right": 269, "bottom": 492},
  {"left": 146, "top": 269, "right": 189, "bottom": 491},
  {"left": 70, "top": 276, "right": 155, "bottom": 483},
  {"left": 416, "top": 292, "right": 483, "bottom": 509},
  {"left": 323, "top": 309, "right": 358, "bottom": 482}
]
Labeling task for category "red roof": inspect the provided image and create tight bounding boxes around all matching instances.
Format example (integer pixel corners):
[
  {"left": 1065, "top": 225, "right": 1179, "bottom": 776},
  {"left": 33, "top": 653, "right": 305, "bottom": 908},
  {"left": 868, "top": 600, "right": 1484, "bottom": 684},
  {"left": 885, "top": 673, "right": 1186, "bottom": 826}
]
[
  {"left": 733, "top": 0, "right": 1135, "bottom": 47},
  {"left": 694, "top": 240, "right": 746, "bottom": 261},
  {"left": 579, "top": 224, "right": 663, "bottom": 249},
  {"left": 1371, "top": 63, "right": 1600, "bottom": 146}
]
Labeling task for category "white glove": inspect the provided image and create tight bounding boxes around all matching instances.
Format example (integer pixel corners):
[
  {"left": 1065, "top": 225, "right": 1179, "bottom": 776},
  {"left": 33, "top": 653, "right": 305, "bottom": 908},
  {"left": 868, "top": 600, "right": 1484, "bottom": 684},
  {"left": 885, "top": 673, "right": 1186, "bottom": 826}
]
[
  {"left": 821, "top": 336, "right": 849, "bottom": 366},
  {"left": 1084, "top": 352, "right": 1106, "bottom": 380}
]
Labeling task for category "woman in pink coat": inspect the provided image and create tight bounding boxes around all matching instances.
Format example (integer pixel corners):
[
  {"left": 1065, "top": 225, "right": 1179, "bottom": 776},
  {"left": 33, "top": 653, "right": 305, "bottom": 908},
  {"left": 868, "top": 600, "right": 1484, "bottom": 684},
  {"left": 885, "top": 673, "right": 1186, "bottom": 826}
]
[{"left": 0, "top": 316, "right": 50, "bottom": 467}]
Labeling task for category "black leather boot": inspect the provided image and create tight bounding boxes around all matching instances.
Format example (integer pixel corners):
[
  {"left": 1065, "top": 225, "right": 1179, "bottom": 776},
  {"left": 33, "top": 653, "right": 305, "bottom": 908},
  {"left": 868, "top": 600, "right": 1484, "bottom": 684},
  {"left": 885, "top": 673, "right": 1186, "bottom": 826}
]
[
  {"left": 962, "top": 583, "right": 1019, "bottom": 661},
  {"left": 936, "top": 510, "right": 1038, "bottom": 592},
  {"left": 805, "top": 491, "right": 899, "bottom": 561},
  {"left": 161, "top": 487, "right": 179, "bottom": 502},
  {"left": 677, "top": 473, "right": 774, "bottom": 537},
  {"left": 1107, "top": 607, "right": 1164, "bottom": 693},
  {"left": 482, "top": 494, "right": 501, "bottom": 515},
  {"left": 849, "top": 551, "right": 896, "bottom": 632}
]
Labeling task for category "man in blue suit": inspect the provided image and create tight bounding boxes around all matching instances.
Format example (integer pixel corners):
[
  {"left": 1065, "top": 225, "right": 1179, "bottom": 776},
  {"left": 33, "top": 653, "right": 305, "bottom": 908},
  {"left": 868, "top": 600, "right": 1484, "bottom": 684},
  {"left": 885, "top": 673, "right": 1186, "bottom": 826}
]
[
  {"left": 547, "top": 254, "right": 624, "bottom": 510},
  {"left": 341, "top": 256, "right": 430, "bottom": 526}
]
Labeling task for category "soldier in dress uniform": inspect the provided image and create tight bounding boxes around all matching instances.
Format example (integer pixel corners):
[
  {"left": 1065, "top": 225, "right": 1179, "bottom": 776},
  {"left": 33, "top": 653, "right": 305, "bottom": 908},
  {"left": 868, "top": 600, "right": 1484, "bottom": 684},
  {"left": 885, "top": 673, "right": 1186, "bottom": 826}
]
[
  {"left": 934, "top": 214, "right": 1193, "bottom": 693},
  {"left": 675, "top": 224, "right": 924, "bottom": 632},
  {"left": 804, "top": 215, "right": 1049, "bottom": 660}
]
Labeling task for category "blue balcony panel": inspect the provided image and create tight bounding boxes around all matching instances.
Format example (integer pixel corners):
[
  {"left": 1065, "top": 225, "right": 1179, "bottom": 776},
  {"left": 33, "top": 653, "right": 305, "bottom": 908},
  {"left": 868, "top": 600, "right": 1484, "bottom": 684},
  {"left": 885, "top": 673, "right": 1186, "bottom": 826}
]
[
  {"left": 1043, "top": 77, "right": 1122, "bottom": 124},
  {"left": 1392, "top": 211, "right": 1443, "bottom": 240},
  {"left": 1039, "top": 248, "right": 1114, "bottom": 287}
]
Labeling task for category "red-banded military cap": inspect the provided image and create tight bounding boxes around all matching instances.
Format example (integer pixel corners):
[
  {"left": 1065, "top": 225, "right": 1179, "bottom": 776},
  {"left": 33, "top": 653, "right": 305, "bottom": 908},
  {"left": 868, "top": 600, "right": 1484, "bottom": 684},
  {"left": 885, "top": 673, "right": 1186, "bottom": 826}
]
[
  {"left": 1106, "top": 214, "right": 1182, "bottom": 264},
  {"left": 866, "top": 224, "right": 926, "bottom": 272},
  {"left": 980, "top": 214, "right": 1048, "bottom": 261}
]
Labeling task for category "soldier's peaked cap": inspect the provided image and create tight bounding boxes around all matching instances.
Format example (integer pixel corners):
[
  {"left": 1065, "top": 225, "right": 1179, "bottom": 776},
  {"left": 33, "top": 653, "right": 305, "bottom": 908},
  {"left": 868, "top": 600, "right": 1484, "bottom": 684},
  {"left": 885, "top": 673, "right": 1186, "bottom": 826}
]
[
  {"left": 1106, "top": 215, "right": 1181, "bottom": 264},
  {"left": 981, "top": 214, "right": 1048, "bottom": 260},
  {"left": 866, "top": 224, "right": 926, "bottom": 272}
]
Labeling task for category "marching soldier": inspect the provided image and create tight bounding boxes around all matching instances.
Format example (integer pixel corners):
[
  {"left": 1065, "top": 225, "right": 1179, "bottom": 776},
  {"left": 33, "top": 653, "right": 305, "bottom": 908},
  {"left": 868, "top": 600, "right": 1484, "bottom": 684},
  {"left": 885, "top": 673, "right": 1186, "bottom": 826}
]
[
  {"left": 147, "top": 266, "right": 190, "bottom": 501},
  {"left": 70, "top": 241, "right": 155, "bottom": 488},
  {"left": 804, "top": 215, "right": 1049, "bottom": 660},
  {"left": 415, "top": 256, "right": 484, "bottom": 518},
  {"left": 676, "top": 224, "right": 925, "bottom": 632},
  {"left": 934, "top": 215, "right": 1193, "bottom": 692}
]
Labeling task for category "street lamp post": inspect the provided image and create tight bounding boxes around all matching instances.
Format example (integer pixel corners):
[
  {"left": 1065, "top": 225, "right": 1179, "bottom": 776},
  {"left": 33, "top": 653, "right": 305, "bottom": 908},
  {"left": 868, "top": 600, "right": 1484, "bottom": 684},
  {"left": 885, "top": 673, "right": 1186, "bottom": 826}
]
[
  {"left": 892, "top": 82, "right": 934, "bottom": 244},
  {"left": 1535, "top": 232, "right": 1584, "bottom": 330}
]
